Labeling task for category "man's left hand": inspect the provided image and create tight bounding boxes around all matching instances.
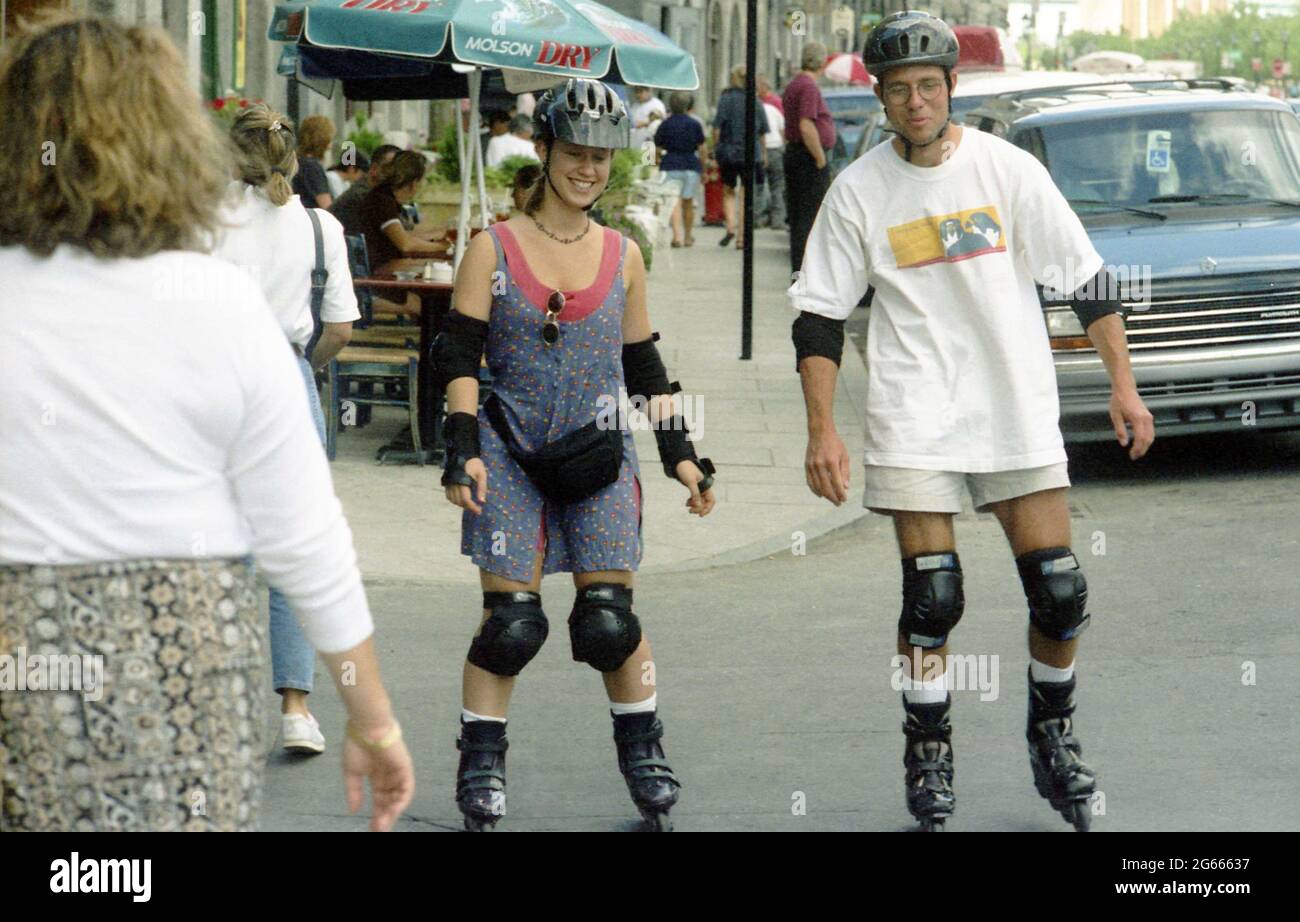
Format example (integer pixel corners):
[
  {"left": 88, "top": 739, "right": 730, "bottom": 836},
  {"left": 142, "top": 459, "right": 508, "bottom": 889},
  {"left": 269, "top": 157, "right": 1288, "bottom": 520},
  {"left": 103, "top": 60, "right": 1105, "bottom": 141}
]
[{"left": 1109, "top": 387, "right": 1154, "bottom": 460}]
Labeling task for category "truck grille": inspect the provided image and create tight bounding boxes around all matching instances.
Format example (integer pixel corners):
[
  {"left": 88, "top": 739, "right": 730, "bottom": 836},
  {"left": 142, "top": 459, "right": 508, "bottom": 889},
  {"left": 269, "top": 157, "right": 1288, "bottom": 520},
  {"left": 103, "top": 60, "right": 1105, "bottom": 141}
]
[{"left": 1121, "top": 283, "right": 1300, "bottom": 349}]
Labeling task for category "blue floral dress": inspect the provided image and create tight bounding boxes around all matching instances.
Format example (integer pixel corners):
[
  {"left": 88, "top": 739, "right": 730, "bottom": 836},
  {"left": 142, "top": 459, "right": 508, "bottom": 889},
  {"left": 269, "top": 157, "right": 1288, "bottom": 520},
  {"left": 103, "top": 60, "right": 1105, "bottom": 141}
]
[{"left": 461, "top": 223, "right": 642, "bottom": 582}]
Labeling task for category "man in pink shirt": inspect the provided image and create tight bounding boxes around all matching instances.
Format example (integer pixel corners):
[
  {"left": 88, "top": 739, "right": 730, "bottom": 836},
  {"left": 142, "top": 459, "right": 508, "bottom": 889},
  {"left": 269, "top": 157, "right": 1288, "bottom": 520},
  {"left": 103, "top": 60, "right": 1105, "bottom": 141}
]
[{"left": 781, "top": 42, "right": 835, "bottom": 274}]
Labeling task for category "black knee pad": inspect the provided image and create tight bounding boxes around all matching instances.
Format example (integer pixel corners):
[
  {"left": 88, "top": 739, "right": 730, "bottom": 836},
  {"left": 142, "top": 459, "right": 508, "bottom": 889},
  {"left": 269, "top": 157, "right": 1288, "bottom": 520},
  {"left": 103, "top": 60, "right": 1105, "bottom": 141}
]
[
  {"left": 467, "top": 591, "right": 549, "bottom": 677},
  {"left": 899, "top": 552, "right": 965, "bottom": 649},
  {"left": 1016, "top": 547, "right": 1090, "bottom": 641},
  {"left": 569, "top": 583, "right": 641, "bottom": 673}
]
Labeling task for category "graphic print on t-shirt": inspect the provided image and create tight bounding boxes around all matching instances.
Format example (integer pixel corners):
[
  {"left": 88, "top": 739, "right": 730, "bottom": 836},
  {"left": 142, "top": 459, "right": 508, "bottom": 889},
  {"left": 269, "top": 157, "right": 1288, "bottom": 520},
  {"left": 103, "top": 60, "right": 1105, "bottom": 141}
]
[{"left": 887, "top": 206, "right": 1006, "bottom": 268}]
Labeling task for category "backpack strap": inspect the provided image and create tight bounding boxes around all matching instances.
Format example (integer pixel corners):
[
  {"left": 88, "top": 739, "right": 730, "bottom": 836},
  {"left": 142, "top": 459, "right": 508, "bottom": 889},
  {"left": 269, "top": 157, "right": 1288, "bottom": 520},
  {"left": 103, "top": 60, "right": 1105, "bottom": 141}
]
[{"left": 305, "top": 207, "right": 329, "bottom": 361}]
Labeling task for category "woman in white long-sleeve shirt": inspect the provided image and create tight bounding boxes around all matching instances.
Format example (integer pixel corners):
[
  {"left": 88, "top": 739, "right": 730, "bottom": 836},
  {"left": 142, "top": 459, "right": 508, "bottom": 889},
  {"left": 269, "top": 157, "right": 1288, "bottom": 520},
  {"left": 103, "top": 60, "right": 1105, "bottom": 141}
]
[
  {"left": 211, "top": 104, "right": 359, "bottom": 756},
  {"left": 0, "top": 14, "right": 413, "bottom": 831}
]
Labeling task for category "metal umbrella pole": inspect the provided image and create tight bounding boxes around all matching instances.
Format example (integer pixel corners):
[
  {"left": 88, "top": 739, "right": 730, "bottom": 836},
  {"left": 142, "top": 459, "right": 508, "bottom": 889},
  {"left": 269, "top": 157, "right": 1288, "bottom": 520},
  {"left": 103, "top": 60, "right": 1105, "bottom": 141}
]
[
  {"left": 470, "top": 68, "right": 490, "bottom": 236},
  {"left": 454, "top": 89, "right": 470, "bottom": 277},
  {"left": 741, "top": 0, "right": 757, "bottom": 361}
]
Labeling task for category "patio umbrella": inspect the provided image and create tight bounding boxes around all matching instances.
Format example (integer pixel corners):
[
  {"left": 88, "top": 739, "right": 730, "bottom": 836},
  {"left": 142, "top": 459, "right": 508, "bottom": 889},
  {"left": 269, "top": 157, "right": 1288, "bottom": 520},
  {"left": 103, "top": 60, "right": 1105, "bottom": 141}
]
[
  {"left": 271, "top": 0, "right": 700, "bottom": 271},
  {"left": 824, "top": 52, "right": 872, "bottom": 86}
]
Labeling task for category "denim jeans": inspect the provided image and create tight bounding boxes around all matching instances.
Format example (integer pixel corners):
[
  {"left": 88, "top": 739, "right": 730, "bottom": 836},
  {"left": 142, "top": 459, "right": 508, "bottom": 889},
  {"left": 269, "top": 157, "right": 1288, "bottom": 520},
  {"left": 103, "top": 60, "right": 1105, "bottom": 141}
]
[
  {"left": 270, "top": 352, "right": 327, "bottom": 694},
  {"left": 760, "top": 146, "right": 786, "bottom": 228}
]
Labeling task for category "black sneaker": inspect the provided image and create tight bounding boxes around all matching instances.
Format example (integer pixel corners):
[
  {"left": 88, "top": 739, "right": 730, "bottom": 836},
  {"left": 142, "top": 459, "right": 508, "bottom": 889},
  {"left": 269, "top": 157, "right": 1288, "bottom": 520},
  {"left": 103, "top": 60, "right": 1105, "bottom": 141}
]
[{"left": 718, "top": 232, "right": 734, "bottom": 247}]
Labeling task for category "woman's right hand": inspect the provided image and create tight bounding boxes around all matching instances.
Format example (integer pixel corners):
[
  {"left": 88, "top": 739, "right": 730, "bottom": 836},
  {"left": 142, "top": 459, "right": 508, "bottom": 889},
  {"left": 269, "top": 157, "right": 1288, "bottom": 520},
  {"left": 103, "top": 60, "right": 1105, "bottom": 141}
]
[
  {"left": 445, "top": 457, "right": 488, "bottom": 514},
  {"left": 342, "top": 730, "right": 415, "bottom": 833}
]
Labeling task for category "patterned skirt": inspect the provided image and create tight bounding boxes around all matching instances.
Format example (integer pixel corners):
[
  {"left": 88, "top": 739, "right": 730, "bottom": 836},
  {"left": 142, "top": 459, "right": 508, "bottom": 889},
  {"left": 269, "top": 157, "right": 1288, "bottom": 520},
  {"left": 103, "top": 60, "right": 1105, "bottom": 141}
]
[{"left": 0, "top": 558, "right": 266, "bottom": 831}]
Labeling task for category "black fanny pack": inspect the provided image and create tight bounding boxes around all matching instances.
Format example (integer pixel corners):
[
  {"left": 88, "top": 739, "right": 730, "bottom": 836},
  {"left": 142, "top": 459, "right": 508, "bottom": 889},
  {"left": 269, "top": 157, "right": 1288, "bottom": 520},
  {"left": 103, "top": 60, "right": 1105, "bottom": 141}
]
[{"left": 484, "top": 394, "right": 624, "bottom": 505}]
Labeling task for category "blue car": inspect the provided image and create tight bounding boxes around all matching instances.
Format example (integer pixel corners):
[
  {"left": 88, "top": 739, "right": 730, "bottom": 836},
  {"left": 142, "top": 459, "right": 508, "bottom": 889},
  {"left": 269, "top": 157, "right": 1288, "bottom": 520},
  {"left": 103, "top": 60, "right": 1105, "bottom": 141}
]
[
  {"left": 822, "top": 86, "right": 882, "bottom": 176},
  {"left": 967, "top": 80, "right": 1300, "bottom": 441}
]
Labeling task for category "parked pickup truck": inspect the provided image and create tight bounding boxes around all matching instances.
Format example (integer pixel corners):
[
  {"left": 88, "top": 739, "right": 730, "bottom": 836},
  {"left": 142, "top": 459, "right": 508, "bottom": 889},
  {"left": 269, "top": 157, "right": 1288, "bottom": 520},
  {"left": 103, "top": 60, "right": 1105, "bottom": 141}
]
[{"left": 967, "top": 80, "right": 1300, "bottom": 441}]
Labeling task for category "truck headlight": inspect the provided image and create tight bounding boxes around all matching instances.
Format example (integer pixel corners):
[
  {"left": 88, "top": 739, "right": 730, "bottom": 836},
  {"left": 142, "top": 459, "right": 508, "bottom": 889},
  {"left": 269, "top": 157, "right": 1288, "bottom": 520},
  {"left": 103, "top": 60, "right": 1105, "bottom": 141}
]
[{"left": 1043, "top": 306, "right": 1092, "bottom": 350}]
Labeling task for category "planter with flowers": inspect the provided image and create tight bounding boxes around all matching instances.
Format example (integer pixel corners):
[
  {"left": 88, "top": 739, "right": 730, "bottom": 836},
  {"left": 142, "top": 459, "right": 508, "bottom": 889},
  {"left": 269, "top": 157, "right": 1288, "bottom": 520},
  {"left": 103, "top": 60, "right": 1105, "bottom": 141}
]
[{"left": 207, "top": 92, "right": 265, "bottom": 128}]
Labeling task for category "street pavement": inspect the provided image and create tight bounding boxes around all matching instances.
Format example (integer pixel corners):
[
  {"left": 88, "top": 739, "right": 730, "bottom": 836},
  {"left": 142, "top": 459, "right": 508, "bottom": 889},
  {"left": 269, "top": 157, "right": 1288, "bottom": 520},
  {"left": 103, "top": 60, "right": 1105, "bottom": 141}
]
[{"left": 261, "top": 223, "right": 1300, "bottom": 832}]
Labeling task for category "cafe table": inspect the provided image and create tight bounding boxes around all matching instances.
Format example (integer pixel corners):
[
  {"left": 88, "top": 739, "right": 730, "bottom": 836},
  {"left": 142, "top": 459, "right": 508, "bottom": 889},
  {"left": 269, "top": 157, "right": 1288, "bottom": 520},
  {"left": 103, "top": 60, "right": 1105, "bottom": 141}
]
[{"left": 351, "top": 266, "right": 454, "bottom": 465}]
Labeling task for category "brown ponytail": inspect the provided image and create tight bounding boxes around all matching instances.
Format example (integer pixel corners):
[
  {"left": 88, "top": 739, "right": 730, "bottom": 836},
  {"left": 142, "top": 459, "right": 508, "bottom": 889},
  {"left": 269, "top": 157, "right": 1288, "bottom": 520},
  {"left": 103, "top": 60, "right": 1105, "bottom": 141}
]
[
  {"left": 230, "top": 104, "right": 298, "bottom": 206},
  {"left": 523, "top": 138, "right": 550, "bottom": 216}
]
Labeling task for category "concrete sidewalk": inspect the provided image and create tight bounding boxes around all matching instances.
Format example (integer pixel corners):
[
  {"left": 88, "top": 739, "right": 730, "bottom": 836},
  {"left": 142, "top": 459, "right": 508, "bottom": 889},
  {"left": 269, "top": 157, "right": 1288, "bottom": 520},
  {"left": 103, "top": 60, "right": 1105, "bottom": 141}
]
[{"left": 328, "top": 224, "right": 869, "bottom": 585}]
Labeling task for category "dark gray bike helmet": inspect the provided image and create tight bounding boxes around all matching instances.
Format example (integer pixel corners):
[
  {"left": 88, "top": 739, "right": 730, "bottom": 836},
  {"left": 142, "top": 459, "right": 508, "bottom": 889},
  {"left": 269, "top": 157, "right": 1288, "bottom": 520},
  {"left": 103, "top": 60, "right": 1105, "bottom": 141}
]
[
  {"left": 533, "top": 78, "right": 632, "bottom": 150},
  {"left": 863, "top": 10, "right": 960, "bottom": 78}
]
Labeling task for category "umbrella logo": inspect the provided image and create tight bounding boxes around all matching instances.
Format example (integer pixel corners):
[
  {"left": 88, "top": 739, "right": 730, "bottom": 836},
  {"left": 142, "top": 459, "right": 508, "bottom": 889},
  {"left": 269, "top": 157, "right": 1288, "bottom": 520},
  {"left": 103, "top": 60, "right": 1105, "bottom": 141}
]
[{"left": 536, "top": 41, "right": 595, "bottom": 70}]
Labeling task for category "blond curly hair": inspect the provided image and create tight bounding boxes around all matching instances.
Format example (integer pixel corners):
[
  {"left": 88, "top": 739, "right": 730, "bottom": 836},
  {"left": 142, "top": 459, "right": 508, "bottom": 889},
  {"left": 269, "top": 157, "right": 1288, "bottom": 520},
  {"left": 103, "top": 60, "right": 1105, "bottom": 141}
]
[{"left": 0, "top": 13, "right": 234, "bottom": 259}]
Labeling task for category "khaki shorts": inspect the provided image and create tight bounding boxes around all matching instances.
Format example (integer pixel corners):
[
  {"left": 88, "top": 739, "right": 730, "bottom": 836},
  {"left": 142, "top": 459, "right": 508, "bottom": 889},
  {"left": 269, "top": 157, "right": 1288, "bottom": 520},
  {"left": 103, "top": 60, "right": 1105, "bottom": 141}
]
[{"left": 863, "top": 462, "right": 1071, "bottom": 515}]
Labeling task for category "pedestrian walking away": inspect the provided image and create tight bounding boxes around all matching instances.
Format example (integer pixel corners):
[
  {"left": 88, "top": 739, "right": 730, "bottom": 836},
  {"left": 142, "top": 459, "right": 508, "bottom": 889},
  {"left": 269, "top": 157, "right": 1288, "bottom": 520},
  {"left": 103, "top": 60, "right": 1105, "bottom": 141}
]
[
  {"left": 710, "top": 65, "right": 768, "bottom": 250},
  {"left": 757, "top": 76, "right": 787, "bottom": 231},
  {"left": 0, "top": 13, "right": 413, "bottom": 832},
  {"left": 654, "top": 90, "right": 707, "bottom": 247},
  {"left": 789, "top": 10, "right": 1156, "bottom": 832},
  {"left": 435, "top": 78, "right": 718, "bottom": 832},
  {"left": 212, "top": 104, "right": 363, "bottom": 757}
]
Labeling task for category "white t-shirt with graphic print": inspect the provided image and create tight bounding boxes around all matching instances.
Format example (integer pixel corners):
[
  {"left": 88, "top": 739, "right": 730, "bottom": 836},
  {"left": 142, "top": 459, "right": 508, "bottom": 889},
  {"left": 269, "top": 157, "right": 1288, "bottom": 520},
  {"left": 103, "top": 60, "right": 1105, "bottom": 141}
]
[{"left": 789, "top": 127, "right": 1104, "bottom": 472}]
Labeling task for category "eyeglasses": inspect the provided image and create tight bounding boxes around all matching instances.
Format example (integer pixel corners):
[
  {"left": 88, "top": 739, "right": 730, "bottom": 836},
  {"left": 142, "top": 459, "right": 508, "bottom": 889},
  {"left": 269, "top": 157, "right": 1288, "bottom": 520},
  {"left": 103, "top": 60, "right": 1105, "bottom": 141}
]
[
  {"left": 543, "top": 290, "right": 564, "bottom": 344},
  {"left": 884, "top": 79, "right": 946, "bottom": 105}
]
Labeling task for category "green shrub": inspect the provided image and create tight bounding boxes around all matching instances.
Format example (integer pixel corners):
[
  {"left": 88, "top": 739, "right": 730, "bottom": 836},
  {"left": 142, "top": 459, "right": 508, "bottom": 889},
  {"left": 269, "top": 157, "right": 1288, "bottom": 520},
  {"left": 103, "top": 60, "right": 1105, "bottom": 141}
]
[
  {"left": 435, "top": 122, "right": 461, "bottom": 183},
  {"left": 602, "top": 211, "right": 653, "bottom": 272},
  {"left": 344, "top": 112, "right": 386, "bottom": 160},
  {"left": 606, "top": 148, "right": 643, "bottom": 195}
]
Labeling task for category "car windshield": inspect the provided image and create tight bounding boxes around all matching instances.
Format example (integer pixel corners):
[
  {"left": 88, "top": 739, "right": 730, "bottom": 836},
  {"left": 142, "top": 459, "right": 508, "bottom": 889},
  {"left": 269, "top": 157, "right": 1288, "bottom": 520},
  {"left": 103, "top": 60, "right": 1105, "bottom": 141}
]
[
  {"left": 951, "top": 96, "right": 990, "bottom": 123},
  {"left": 824, "top": 93, "right": 882, "bottom": 124},
  {"left": 1019, "top": 107, "right": 1300, "bottom": 208}
]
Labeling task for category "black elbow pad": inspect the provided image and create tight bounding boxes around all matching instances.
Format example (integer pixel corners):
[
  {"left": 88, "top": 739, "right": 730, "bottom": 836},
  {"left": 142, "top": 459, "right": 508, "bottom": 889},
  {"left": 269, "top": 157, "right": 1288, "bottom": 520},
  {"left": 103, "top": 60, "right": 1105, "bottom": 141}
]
[
  {"left": 622, "top": 335, "right": 671, "bottom": 400},
  {"left": 792, "top": 311, "right": 846, "bottom": 371},
  {"left": 432, "top": 311, "right": 489, "bottom": 388},
  {"left": 1067, "top": 269, "right": 1126, "bottom": 332}
]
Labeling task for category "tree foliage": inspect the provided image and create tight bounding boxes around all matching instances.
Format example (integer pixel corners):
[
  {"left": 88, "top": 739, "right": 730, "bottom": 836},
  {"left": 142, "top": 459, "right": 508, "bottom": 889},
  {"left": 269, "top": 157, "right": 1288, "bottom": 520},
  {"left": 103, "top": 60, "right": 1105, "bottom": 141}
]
[{"left": 1060, "top": 2, "right": 1300, "bottom": 80}]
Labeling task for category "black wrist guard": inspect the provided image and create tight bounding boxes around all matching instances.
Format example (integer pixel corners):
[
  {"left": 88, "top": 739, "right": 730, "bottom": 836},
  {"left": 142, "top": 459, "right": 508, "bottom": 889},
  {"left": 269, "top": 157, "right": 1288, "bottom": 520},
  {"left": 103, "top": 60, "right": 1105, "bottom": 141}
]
[
  {"left": 441, "top": 412, "right": 480, "bottom": 488},
  {"left": 792, "top": 311, "right": 845, "bottom": 371},
  {"left": 432, "top": 311, "right": 489, "bottom": 389},
  {"left": 653, "top": 414, "right": 715, "bottom": 491}
]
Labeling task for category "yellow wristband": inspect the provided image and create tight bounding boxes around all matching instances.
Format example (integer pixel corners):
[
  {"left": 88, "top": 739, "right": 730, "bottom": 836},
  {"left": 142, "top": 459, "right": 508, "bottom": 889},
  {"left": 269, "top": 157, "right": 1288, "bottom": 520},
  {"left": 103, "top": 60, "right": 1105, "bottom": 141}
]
[{"left": 347, "top": 721, "right": 402, "bottom": 751}]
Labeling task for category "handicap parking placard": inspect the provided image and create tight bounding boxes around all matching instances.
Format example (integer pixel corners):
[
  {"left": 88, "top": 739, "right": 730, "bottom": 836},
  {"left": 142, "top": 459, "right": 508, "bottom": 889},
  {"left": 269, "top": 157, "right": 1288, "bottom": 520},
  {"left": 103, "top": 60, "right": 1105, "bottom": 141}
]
[{"left": 1146, "top": 130, "right": 1172, "bottom": 173}]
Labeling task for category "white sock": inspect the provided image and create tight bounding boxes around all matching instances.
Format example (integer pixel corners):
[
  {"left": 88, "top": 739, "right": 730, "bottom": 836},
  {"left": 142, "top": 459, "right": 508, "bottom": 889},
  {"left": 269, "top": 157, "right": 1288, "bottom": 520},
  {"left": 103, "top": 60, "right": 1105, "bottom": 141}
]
[
  {"left": 609, "top": 693, "right": 658, "bottom": 716},
  {"left": 462, "top": 708, "right": 507, "bottom": 724},
  {"left": 901, "top": 667, "right": 949, "bottom": 704},
  {"left": 1030, "top": 658, "right": 1075, "bottom": 684}
]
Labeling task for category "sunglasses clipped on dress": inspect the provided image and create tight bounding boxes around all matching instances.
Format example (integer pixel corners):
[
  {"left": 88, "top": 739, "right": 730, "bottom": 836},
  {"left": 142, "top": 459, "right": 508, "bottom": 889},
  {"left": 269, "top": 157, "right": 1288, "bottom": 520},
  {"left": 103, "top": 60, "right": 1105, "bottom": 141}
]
[{"left": 543, "top": 290, "right": 565, "bottom": 344}]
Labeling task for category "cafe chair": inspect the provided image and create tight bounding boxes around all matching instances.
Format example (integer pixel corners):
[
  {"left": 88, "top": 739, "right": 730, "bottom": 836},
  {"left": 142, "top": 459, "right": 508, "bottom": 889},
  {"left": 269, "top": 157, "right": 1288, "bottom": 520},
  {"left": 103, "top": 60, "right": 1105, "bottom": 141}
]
[
  {"left": 343, "top": 234, "right": 418, "bottom": 348},
  {"left": 325, "top": 348, "right": 422, "bottom": 463}
]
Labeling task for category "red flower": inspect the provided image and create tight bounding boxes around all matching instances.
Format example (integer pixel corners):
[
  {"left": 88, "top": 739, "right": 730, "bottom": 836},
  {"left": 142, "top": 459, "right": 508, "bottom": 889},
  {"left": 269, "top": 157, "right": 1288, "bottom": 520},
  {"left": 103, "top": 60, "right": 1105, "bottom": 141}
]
[
  {"left": 239, "top": 99, "right": 249, "bottom": 108},
  {"left": 212, "top": 98, "right": 226, "bottom": 110}
]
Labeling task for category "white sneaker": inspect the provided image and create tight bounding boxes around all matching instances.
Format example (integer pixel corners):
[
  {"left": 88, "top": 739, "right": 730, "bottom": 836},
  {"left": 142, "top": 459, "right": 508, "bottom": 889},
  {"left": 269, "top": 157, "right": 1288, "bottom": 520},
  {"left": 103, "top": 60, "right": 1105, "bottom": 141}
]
[{"left": 282, "top": 713, "right": 325, "bottom": 754}]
